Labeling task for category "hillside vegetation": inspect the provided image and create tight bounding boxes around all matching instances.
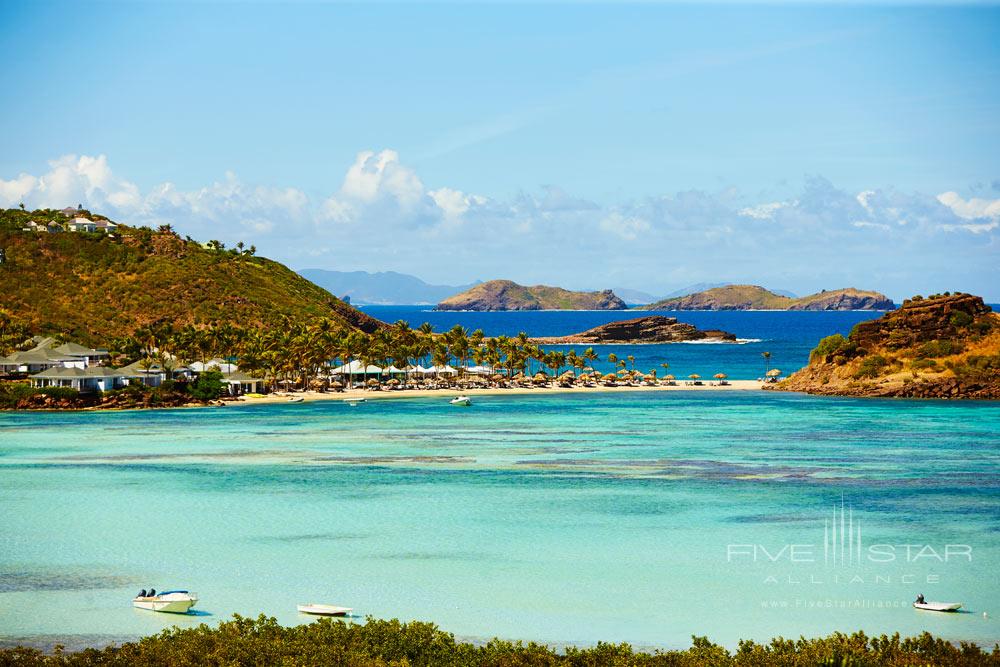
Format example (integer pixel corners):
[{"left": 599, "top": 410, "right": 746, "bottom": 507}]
[
  {"left": 774, "top": 292, "right": 1000, "bottom": 399},
  {"left": 644, "top": 285, "right": 894, "bottom": 311},
  {"left": 437, "top": 280, "right": 628, "bottom": 311},
  {"left": 0, "top": 208, "right": 382, "bottom": 345},
  {"left": 2, "top": 614, "right": 997, "bottom": 666}
]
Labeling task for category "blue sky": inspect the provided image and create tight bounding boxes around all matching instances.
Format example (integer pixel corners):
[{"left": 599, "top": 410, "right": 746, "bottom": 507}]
[{"left": 1, "top": 1, "right": 998, "bottom": 300}]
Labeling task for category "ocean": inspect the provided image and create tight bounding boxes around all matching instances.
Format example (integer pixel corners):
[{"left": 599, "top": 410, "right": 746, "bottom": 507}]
[
  {"left": 1, "top": 309, "right": 999, "bottom": 651},
  {"left": 360, "top": 306, "right": 887, "bottom": 379}
]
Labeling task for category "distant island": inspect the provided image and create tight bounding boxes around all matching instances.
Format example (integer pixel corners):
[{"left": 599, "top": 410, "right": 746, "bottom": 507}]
[
  {"left": 643, "top": 285, "right": 894, "bottom": 311},
  {"left": 297, "top": 269, "right": 480, "bottom": 305},
  {"left": 773, "top": 292, "right": 1000, "bottom": 399},
  {"left": 436, "top": 280, "right": 628, "bottom": 311},
  {"left": 533, "top": 315, "right": 736, "bottom": 344}
]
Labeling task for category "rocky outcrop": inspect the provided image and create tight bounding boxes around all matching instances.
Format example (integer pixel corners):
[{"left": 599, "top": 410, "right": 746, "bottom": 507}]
[
  {"left": 772, "top": 293, "right": 1000, "bottom": 399},
  {"left": 644, "top": 285, "right": 894, "bottom": 311},
  {"left": 436, "top": 280, "right": 628, "bottom": 311},
  {"left": 532, "top": 315, "right": 737, "bottom": 344},
  {"left": 848, "top": 293, "right": 990, "bottom": 350}
]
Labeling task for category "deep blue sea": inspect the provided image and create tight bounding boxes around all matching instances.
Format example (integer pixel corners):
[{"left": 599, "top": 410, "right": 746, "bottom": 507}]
[{"left": 360, "top": 306, "right": 886, "bottom": 379}]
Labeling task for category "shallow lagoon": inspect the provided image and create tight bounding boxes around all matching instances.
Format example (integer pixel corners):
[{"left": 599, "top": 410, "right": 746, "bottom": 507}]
[{"left": 1, "top": 391, "right": 999, "bottom": 649}]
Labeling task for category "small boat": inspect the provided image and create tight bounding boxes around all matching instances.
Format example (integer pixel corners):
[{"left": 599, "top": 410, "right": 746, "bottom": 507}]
[
  {"left": 450, "top": 396, "right": 472, "bottom": 406},
  {"left": 133, "top": 590, "right": 198, "bottom": 614},
  {"left": 344, "top": 397, "right": 367, "bottom": 406},
  {"left": 287, "top": 396, "right": 304, "bottom": 403},
  {"left": 297, "top": 603, "right": 353, "bottom": 616},
  {"left": 913, "top": 601, "right": 962, "bottom": 612}
]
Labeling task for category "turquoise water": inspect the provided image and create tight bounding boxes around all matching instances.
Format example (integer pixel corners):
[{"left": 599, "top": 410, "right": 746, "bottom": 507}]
[{"left": 1, "top": 392, "right": 999, "bottom": 649}]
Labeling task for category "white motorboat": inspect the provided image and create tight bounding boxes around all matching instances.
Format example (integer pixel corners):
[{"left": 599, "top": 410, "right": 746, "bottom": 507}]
[
  {"left": 132, "top": 590, "right": 198, "bottom": 614},
  {"left": 288, "top": 397, "right": 304, "bottom": 403},
  {"left": 450, "top": 396, "right": 472, "bottom": 406},
  {"left": 344, "top": 397, "right": 366, "bottom": 406},
  {"left": 297, "top": 603, "right": 353, "bottom": 616},
  {"left": 913, "top": 601, "right": 962, "bottom": 612}
]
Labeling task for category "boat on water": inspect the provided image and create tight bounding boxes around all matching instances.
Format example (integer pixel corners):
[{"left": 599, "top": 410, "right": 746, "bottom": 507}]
[
  {"left": 288, "top": 397, "right": 304, "bottom": 403},
  {"left": 132, "top": 590, "right": 198, "bottom": 614},
  {"left": 297, "top": 603, "right": 353, "bottom": 616},
  {"left": 344, "top": 397, "right": 367, "bottom": 406},
  {"left": 914, "top": 601, "right": 962, "bottom": 612},
  {"left": 450, "top": 396, "right": 472, "bottom": 406}
]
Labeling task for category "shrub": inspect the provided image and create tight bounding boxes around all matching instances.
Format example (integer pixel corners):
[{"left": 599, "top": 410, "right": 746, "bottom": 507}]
[
  {"left": 811, "top": 334, "right": 858, "bottom": 363},
  {"left": 910, "top": 358, "right": 939, "bottom": 371},
  {"left": 0, "top": 615, "right": 998, "bottom": 666},
  {"left": 854, "top": 354, "right": 888, "bottom": 379},
  {"left": 35, "top": 386, "right": 79, "bottom": 400},
  {"left": 189, "top": 369, "right": 225, "bottom": 400},
  {"left": 916, "top": 340, "right": 964, "bottom": 358},
  {"left": 950, "top": 310, "right": 973, "bottom": 328}
]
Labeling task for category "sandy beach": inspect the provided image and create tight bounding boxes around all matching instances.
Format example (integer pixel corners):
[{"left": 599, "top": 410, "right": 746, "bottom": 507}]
[{"left": 235, "top": 380, "right": 766, "bottom": 405}]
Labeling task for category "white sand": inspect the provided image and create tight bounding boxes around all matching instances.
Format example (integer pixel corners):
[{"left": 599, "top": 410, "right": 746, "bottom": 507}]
[{"left": 235, "top": 380, "right": 765, "bottom": 405}]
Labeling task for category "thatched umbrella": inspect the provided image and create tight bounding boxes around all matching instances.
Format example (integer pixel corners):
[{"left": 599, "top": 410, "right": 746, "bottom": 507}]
[
  {"left": 366, "top": 378, "right": 380, "bottom": 388},
  {"left": 714, "top": 373, "right": 727, "bottom": 380},
  {"left": 533, "top": 372, "right": 549, "bottom": 382},
  {"left": 767, "top": 368, "right": 782, "bottom": 377},
  {"left": 688, "top": 374, "right": 700, "bottom": 380},
  {"left": 386, "top": 378, "right": 400, "bottom": 387},
  {"left": 663, "top": 374, "right": 675, "bottom": 380},
  {"left": 331, "top": 380, "right": 344, "bottom": 390}
]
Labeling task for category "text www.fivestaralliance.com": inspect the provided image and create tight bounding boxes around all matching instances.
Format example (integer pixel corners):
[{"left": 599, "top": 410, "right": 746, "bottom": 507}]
[{"left": 761, "top": 599, "right": 907, "bottom": 610}]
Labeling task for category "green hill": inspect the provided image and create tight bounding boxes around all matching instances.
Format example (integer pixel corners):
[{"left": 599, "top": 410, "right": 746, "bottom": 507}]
[
  {"left": 436, "top": 279, "right": 628, "bottom": 311},
  {"left": 643, "top": 285, "right": 894, "bottom": 311},
  {"left": 0, "top": 208, "right": 382, "bottom": 345}
]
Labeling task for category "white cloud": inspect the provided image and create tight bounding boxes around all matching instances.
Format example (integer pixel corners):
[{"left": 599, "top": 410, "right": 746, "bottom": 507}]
[
  {"left": 2, "top": 153, "right": 998, "bottom": 299},
  {"left": 937, "top": 191, "right": 1000, "bottom": 220},
  {"left": 738, "top": 200, "right": 794, "bottom": 220},
  {"left": 599, "top": 211, "right": 650, "bottom": 240}
]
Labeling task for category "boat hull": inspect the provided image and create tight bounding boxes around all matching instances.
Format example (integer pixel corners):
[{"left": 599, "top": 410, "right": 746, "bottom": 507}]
[
  {"left": 913, "top": 602, "right": 962, "bottom": 612},
  {"left": 133, "top": 594, "right": 198, "bottom": 614},
  {"left": 297, "top": 604, "right": 352, "bottom": 616}
]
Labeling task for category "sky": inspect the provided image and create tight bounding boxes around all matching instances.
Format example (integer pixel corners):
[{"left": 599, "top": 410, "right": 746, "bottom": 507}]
[{"left": 0, "top": 1, "right": 998, "bottom": 301}]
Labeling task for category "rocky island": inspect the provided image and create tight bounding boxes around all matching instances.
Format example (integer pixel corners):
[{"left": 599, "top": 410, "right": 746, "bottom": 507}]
[
  {"left": 436, "top": 280, "right": 628, "bottom": 311},
  {"left": 532, "top": 315, "right": 737, "bottom": 344},
  {"left": 644, "top": 285, "right": 894, "bottom": 311},
  {"left": 772, "top": 293, "right": 1000, "bottom": 399}
]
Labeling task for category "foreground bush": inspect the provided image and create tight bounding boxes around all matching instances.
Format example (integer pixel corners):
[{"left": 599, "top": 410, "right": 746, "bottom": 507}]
[{"left": 1, "top": 615, "right": 998, "bottom": 666}]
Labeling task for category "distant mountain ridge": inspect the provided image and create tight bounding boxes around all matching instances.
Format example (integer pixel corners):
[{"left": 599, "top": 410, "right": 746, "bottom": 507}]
[
  {"left": 298, "top": 269, "right": 479, "bottom": 305},
  {"left": 643, "top": 285, "right": 894, "bottom": 311},
  {"left": 436, "top": 280, "right": 628, "bottom": 311}
]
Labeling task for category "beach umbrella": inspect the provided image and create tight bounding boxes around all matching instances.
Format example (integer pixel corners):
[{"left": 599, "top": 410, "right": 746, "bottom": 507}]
[
  {"left": 578, "top": 373, "right": 591, "bottom": 382},
  {"left": 714, "top": 373, "right": 728, "bottom": 379},
  {"left": 688, "top": 374, "right": 700, "bottom": 380},
  {"left": 331, "top": 380, "right": 344, "bottom": 389},
  {"left": 767, "top": 368, "right": 782, "bottom": 377},
  {"left": 663, "top": 374, "right": 675, "bottom": 380},
  {"left": 533, "top": 372, "right": 548, "bottom": 381},
  {"left": 365, "top": 378, "right": 380, "bottom": 387}
]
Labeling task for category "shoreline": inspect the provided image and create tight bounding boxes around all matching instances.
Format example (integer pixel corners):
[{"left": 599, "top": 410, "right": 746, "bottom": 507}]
[{"left": 236, "top": 380, "right": 766, "bottom": 406}]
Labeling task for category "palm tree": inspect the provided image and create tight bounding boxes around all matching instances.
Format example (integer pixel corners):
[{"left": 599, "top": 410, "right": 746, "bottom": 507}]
[
  {"left": 627, "top": 354, "right": 635, "bottom": 371},
  {"left": 762, "top": 351, "right": 772, "bottom": 376}
]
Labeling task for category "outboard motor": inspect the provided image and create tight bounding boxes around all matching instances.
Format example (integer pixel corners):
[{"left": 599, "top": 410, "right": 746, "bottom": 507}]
[
  {"left": 148, "top": 588, "right": 156, "bottom": 597},
  {"left": 139, "top": 589, "right": 147, "bottom": 598}
]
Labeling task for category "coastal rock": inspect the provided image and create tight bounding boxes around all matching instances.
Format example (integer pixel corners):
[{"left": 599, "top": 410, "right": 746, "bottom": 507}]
[
  {"left": 772, "top": 293, "right": 1000, "bottom": 399},
  {"left": 532, "top": 315, "right": 737, "bottom": 344},
  {"left": 643, "top": 285, "right": 894, "bottom": 311},
  {"left": 436, "top": 280, "right": 628, "bottom": 311}
]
